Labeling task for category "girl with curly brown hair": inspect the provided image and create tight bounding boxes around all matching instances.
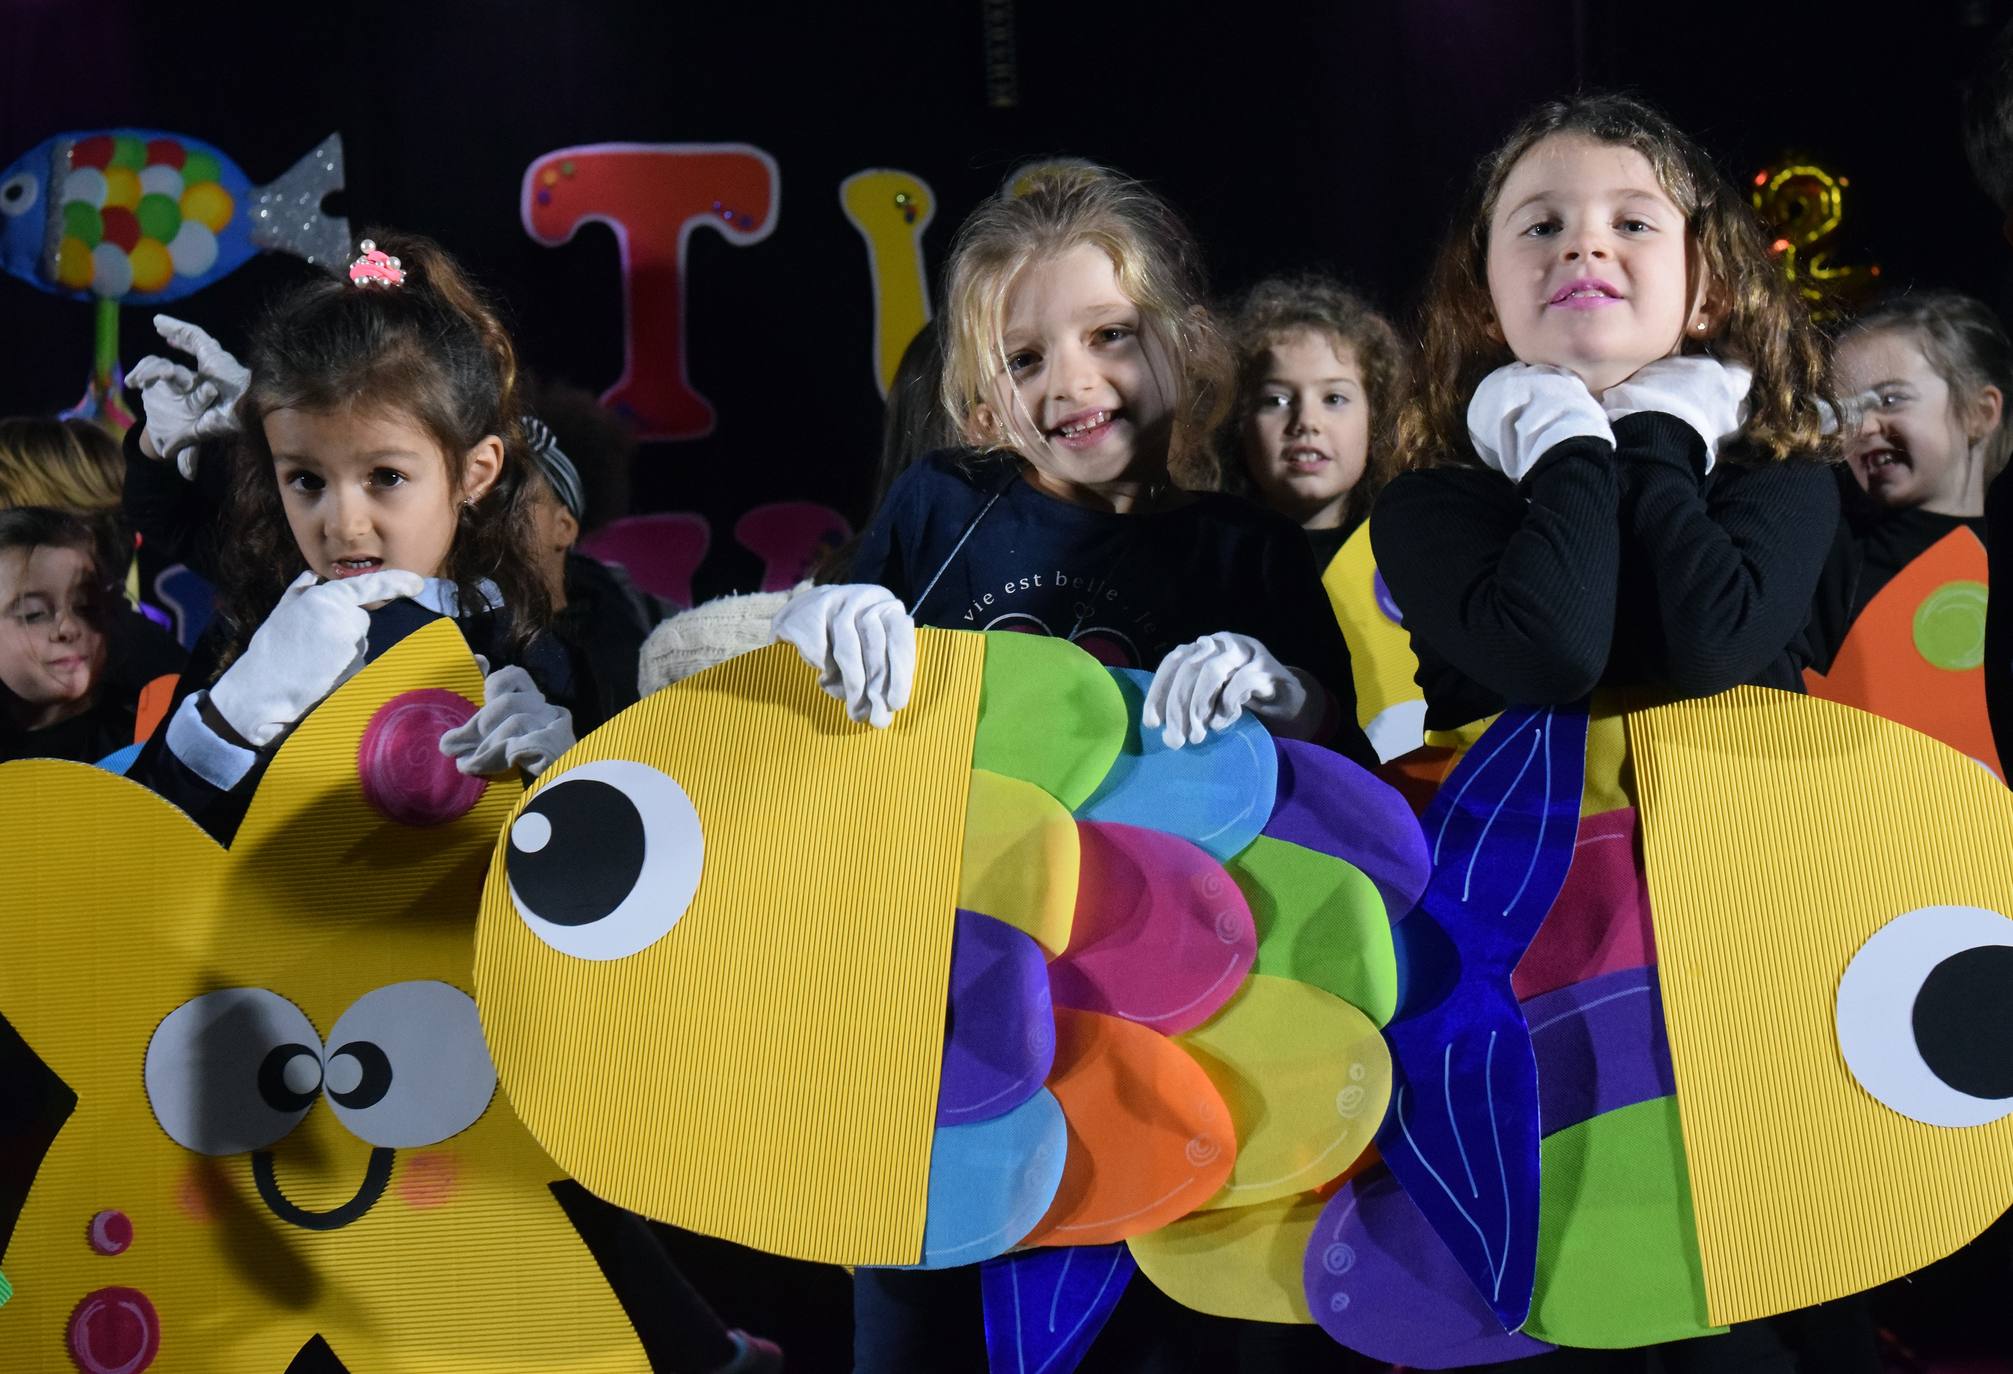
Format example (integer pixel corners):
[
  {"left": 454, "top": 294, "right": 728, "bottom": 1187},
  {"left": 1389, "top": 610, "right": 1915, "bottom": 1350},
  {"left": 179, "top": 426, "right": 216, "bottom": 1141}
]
[
  {"left": 1371, "top": 93, "right": 1840, "bottom": 734},
  {"left": 1219, "top": 275, "right": 1411, "bottom": 568}
]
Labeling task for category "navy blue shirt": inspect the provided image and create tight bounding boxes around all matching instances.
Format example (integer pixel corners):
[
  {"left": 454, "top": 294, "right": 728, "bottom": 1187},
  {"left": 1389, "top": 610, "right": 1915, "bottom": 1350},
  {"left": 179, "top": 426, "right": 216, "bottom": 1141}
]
[{"left": 850, "top": 450, "right": 1375, "bottom": 767}]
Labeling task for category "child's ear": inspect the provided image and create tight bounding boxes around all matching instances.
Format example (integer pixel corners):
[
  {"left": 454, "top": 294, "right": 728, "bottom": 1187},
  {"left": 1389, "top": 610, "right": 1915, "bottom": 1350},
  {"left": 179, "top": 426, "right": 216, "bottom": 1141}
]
[
  {"left": 1969, "top": 384, "right": 2004, "bottom": 443},
  {"left": 556, "top": 505, "right": 581, "bottom": 550},
  {"left": 1483, "top": 315, "right": 1505, "bottom": 345},
  {"left": 970, "top": 402, "right": 1002, "bottom": 444},
  {"left": 461, "top": 435, "right": 505, "bottom": 503},
  {"left": 1688, "top": 274, "right": 1731, "bottom": 341}
]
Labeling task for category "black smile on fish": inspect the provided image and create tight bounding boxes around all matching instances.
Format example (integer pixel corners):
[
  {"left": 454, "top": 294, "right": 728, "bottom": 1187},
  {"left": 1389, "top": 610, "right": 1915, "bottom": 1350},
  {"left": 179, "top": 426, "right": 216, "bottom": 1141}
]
[{"left": 251, "top": 1146, "right": 395, "bottom": 1230}]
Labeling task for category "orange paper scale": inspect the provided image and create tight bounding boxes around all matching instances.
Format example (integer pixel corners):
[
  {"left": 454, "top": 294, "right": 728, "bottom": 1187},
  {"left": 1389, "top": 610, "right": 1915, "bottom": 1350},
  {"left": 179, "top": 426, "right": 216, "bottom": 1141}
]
[
  {"left": 1018, "top": 1007, "right": 1235, "bottom": 1248},
  {"left": 1805, "top": 527, "right": 2001, "bottom": 779}
]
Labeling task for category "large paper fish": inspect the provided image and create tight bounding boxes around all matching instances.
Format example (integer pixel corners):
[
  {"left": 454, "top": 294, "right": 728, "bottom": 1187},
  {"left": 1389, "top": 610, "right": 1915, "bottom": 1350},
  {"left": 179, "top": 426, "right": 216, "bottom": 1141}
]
[
  {"left": 1313, "top": 687, "right": 2013, "bottom": 1367},
  {"left": 473, "top": 629, "right": 1432, "bottom": 1370}
]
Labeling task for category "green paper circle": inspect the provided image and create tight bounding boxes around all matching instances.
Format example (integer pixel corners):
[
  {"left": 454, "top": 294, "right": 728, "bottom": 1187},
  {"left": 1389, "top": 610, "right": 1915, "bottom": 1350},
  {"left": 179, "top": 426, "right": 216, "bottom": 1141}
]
[
  {"left": 1912, "top": 580, "right": 1988, "bottom": 671},
  {"left": 62, "top": 200, "right": 102, "bottom": 248},
  {"left": 135, "top": 192, "right": 180, "bottom": 243},
  {"left": 109, "top": 135, "right": 147, "bottom": 170},
  {"left": 180, "top": 150, "right": 222, "bottom": 186}
]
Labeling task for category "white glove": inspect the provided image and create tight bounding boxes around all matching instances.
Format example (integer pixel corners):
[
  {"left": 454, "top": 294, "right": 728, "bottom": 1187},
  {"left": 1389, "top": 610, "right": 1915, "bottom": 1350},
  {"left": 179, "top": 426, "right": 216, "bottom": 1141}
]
[
  {"left": 438, "top": 662, "right": 575, "bottom": 778},
  {"left": 1599, "top": 356, "right": 1753, "bottom": 472},
  {"left": 126, "top": 315, "right": 251, "bottom": 479},
  {"left": 1140, "top": 631, "right": 1324, "bottom": 750},
  {"left": 1466, "top": 363, "right": 1614, "bottom": 482},
  {"left": 771, "top": 583, "right": 915, "bottom": 728},
  {"left": 209, "top": 569, "right": 425, "bottom": 746}
]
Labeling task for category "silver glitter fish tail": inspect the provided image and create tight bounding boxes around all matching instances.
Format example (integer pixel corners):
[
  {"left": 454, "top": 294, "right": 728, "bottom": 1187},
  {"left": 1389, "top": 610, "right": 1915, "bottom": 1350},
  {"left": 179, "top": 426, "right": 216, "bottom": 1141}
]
[
  {"left": 249, "top": 133, "right": 349, "bottom": 274},
  {"left": 39, "top": 138, "right": 71, "bottom": 283}
]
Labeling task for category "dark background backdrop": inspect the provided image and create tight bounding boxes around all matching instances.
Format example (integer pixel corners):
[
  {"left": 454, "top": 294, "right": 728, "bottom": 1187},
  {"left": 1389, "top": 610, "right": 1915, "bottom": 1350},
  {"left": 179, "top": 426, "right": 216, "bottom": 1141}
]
[{"left": 5, "top": 0, "right": 2011, "bottom": 600}]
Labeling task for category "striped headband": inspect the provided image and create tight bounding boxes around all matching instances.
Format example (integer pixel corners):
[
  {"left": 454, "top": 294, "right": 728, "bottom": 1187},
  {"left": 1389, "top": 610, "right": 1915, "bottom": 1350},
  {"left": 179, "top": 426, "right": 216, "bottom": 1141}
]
[{"left": 521, "top": 415, "right": 585, "bottom": 521}]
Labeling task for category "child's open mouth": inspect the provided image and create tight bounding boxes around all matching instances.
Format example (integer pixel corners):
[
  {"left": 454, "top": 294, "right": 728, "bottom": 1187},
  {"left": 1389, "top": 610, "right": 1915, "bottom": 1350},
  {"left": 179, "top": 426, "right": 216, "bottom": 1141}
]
[
  {"left": 1051, "top": 409, "right": 1117, "bottom": 450},
  {"left": 331, "top": 557, "right": 385, "bottom": 578},
  {"left": 1282, "top": 446, "right": 1331, "bottom": 473},
  {"left": 1862, "top": 448, "right": 1910, "bottom": 481}
]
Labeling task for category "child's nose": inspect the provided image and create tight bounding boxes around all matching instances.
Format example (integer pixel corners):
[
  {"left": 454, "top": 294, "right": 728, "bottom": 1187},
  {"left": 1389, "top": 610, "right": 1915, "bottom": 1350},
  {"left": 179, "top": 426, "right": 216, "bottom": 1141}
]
[
  {"left": 1560, "top": 228, "right": 1610, "bottom": 262},
  {"left": 327, "top": 489, "right": 372, "bottom": 539}
]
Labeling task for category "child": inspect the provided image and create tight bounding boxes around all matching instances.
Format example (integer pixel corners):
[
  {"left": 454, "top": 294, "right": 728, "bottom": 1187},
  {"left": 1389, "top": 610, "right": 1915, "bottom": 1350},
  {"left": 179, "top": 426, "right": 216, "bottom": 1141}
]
[
  {"left": 781, "top": 164, "right": 1376, "bottom": 1371},
  {"left": 516, "top": 407, "right": 661, "bottom": 734},
  {"left": 0, "top": 416, "right": 185, "bottom": 699},
  {"left": 0, "top": 507, "right": 129, "bottom": 762},
  {"left": 1373, "top": 93, "right": 1839, "bottom": 733},
  {"left": 124, "top": 232, "right": 572, "bottom": 845},
  {"left": 122, "top": 233, "right": 780, "bottom": 1374},
  {"left": 781, "top": 166, "right": 1375, "bottom": 769},
  {"left": 1372, "top": 95, "right": 1869, "bottom": 1374},
  {"left": 1220, "top": 275, "right": 1410, "bottom": 569},
  {"left": 1809, "top": 292, "right": 2009, "bottom": 660}
]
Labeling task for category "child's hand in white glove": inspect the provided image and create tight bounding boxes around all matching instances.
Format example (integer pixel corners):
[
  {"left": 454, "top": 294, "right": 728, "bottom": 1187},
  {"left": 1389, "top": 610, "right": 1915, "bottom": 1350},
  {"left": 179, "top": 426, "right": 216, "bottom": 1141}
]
[
  {"left": 209, "top": 570, "right": 424, "bottom": 746},
  {"left": 1141, "top": 631, "right": 1324, "bottom": 749},
  {"left": 1466, "top": 363, "right": 1614, "bottom": 481},
  {"left": 126, "top": 315, "right": 251, "bottom": 478},
  {"left": 1599, "top": 356, "right": 1753, "bottom": 472},
  {"left": 771, "top": 583, "right": 915, "bottom": 728},
  {"left": 438, "top": 663, "right": 575, "bottom": 778}
]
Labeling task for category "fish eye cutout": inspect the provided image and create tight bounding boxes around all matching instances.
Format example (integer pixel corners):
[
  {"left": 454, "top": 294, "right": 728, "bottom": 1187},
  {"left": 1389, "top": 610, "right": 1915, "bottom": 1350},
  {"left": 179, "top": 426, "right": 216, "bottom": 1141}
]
[
  {"left": 506, "top": 759, "right": 704, "bottom": 961},
  {"left": 0, "top": 172, "right": 36, "bottom": 217},
  {"left": 322, "top": 981, "right": 496, "bottom": 1148},
  {"left": 1837, "top": 905, "right": 2013, "bottom": 1128},
  {"left": 146, "top": 988, "right": 323, "bottom": 1155}
]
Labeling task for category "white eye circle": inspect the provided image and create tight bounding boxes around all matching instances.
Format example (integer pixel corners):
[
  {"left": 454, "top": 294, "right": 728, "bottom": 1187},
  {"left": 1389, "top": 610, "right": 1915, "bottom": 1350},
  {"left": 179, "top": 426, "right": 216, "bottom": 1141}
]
[
  {"left": 0, "top": 172, "right": 37, "bottom": 218},
  {"left": 321, "top": 981, "right": 496, "bottom": 1148},
  {"left": 1837, "top": 904, "right": 2013, "bottom": 1127},
  {"left": 145, "top": 989, "right": 322, "bottom": 1154},
  {"left": 506, "top": 759, "right": 704, "bottom": 961}
]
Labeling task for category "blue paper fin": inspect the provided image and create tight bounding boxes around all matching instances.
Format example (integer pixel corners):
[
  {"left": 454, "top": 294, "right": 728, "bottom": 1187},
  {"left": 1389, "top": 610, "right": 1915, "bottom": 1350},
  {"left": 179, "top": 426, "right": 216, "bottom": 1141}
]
[
  {"left": 907, "top": 1089, "right": 1068, "bottom": 1270},
  {"left": 1376, "top": 703, "right": 1588, "bottom": 1333},
  {"left": 1074, "top": 669, "right": 1277, "bottom": 862},
  {"left": 981, "top": 1243, "right": 1137, "bottom": 1374}
]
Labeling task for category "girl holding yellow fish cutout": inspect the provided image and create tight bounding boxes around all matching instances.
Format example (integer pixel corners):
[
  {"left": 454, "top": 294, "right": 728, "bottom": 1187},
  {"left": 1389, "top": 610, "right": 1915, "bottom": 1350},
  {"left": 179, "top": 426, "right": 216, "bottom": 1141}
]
[
  {"left": 763, "top": 163, "right": 1377, "bottom": 1368},
  {"left": 123, "top": 231, "right": 574, "bottom": 844},
  {"left": 1366, "top": 93, "right": 1872, "bottom": 1371}
]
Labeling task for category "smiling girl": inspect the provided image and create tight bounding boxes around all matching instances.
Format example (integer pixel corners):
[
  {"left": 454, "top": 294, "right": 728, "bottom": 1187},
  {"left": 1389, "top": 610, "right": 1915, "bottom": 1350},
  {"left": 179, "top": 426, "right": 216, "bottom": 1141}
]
[
  {"left": 1822, "top": 293, "right": 2010, "bottom": 629},
  {"left": 785, "top": 166, "right": 1375, "bottom": 771}
]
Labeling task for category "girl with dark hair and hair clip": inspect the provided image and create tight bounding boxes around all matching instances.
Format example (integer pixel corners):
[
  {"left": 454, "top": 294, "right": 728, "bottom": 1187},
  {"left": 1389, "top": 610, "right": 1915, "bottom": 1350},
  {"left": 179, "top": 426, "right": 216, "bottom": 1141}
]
[
  {"left": 120, "top": 233, "right": 781, "bottom": 1374},
  {"left": 1374, "top": 94, "right": 1876, "bottom": 1374},
  {"left": 123, "top": 233, "right": 570, "bottom": 846}
]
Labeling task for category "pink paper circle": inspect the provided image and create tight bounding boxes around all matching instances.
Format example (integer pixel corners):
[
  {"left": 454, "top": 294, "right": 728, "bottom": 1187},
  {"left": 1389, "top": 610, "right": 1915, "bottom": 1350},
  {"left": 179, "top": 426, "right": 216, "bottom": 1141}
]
[
  {"left": 68, "top": 1286, "right": 160, "bottom": 1374},
  {"left": 87, "top": 1209, "right": 132, "bottom": 1255},
  {"left": 358, "top": 689, "right": 487, "bottom": 827}
]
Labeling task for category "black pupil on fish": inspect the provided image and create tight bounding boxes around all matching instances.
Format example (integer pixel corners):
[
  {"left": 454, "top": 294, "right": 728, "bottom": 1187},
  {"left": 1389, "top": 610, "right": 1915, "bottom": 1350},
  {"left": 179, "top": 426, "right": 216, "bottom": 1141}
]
[
  {"left": 1911, "top": 945, "right": 2013, "bottom": 1100},
  {"left": 508, "top": 779, "right": 645, "bottom": 927}
]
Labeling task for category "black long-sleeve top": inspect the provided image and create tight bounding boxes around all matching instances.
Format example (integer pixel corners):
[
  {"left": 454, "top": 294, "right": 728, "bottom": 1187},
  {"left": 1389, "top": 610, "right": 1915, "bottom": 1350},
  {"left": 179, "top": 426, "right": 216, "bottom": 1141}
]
[{"left": 1373, "top": 412, "right": 1839, "bottom": 730}]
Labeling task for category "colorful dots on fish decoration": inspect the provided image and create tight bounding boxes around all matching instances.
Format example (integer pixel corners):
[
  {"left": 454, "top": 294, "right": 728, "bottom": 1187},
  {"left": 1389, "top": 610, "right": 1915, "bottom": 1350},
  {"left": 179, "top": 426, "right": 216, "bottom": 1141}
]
[{"left": 1, "top": 129, "right": 347, "bottom": 305}]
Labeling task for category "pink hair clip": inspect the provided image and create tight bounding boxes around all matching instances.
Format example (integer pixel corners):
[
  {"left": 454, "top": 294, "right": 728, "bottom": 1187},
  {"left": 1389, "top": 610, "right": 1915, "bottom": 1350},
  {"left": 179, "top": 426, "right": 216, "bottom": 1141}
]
[{"left": 348, "top": 239, "right": 405, "bottom": 288}]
